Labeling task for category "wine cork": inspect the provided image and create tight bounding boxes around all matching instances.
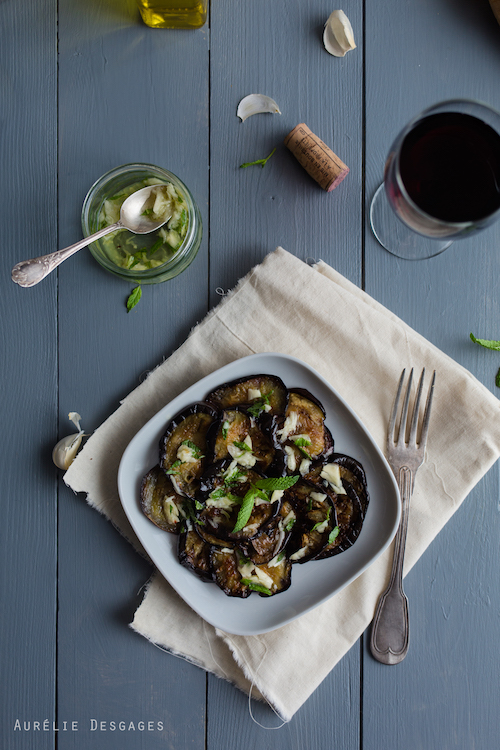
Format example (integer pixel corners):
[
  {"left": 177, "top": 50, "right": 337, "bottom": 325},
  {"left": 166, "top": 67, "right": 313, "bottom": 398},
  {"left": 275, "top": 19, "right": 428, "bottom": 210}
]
[{"left": 284, "top": 123, "right": 349, "bottom": 192}]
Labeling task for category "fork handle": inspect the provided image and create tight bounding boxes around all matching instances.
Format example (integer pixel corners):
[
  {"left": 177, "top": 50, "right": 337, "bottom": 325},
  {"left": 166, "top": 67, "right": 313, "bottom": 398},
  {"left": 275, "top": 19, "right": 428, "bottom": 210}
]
[{"left": 370, "top": 466, "right": 412, "bottom": 665}]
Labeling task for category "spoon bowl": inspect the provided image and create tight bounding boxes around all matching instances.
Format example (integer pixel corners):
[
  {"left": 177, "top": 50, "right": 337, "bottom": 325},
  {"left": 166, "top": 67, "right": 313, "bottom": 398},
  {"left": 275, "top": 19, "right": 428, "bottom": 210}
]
[{"left": 11, "top": 185, "right": 171, "bottom": 288}]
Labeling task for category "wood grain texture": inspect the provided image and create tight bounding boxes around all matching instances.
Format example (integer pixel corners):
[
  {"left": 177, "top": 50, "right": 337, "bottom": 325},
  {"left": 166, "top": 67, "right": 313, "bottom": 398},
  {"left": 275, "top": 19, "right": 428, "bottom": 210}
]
[
  {"left": 3, "top": 0, "right": 500, "bottom": 747},
  {"left": 0, "top": 1, "right": 58, "bottom": 748},
  {"left": 364, "top": 0, "right": 500, "bottom": 748},
  {"left": 55, "top": 0, "right": 209, "bottom": 747}
]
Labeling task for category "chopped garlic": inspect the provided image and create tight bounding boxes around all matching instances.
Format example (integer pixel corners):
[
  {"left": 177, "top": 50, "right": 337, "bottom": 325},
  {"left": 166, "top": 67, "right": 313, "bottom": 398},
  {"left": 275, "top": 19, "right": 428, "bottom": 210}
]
[
  {"left": 206, "top": 494, "right": 237, "bottom": 510},
  {"left": 238, "top": 559, "right": 274, "bottom": 589},
  {"left": 320, "top": 463, "right": 346, "bottom": 494},
  {"left": 299, "top": 458, "right": 311, "bottom": 475},
  {"left": 290, "top": 546, "right": 308, "bottom": 562},
  {"left": 277, "top": 411, "right": 299, "bottom": 442},
  {"left": 270, "top": 489, "right": 284, "bottom": 503},
  {"left": 310, "top": 491, "right": 328, "bottom": 504},
  {"left": 163, "top": 497, "right": 180, "bottom": 525},
  {"left": 177, "top": 443, "right": 199, "bottom": 464},
  {"left": 313, "top": 517, "right": 329, "bottom": 534},
  {"left": 284, "top": 445, "right": 297, "bottom": 471},
  {"left": 247, "top": 388, "right": 262, "bottom": 400},
  {"left": 227, "top": 435, "right": 257, "bottom": 468}
]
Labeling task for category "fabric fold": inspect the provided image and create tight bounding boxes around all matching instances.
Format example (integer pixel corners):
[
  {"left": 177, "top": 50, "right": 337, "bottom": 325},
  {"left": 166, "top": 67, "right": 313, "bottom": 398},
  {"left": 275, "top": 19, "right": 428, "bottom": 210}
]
[{"left": 64, "top": 247, "right": 500, "bottom": 721}]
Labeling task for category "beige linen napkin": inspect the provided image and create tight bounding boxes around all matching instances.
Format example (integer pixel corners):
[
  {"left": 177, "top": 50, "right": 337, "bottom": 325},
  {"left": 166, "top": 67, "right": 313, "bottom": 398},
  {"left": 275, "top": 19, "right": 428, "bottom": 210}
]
[{"left": 64, "top": 247, "right": 500, "bottom": 721}]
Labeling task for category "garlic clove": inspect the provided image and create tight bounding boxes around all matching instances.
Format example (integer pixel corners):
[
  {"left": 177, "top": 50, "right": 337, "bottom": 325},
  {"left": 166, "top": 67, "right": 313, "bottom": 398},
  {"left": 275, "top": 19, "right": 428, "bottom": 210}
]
[
  {"left": 323, "top": 10, "right": 356, "bottom": 57},
  {"left": 52, "top": 412, "right": 86, "bottom": 470},
  {"left": 237, "top": 94, "right": 281, "bottom": 122}
]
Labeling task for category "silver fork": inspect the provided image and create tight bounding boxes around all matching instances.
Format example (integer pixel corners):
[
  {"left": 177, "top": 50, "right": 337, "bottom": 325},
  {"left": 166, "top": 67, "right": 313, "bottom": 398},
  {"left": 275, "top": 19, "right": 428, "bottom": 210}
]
[{"left": 370, "top": 367, "right": 436, "bottom": 665}]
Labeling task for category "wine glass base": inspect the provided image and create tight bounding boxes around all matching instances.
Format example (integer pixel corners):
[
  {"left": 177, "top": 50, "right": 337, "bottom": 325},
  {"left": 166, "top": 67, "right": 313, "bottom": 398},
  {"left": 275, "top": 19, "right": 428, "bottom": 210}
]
[{"left": 369, "top": 184, "right": 453, "bottom": 260}]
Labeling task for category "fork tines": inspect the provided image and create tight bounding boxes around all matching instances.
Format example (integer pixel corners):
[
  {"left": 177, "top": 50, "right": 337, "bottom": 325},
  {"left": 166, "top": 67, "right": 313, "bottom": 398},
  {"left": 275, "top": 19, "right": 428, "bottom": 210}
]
[{"left": 389, "top": 368, "right": 436, "bottom": 449}]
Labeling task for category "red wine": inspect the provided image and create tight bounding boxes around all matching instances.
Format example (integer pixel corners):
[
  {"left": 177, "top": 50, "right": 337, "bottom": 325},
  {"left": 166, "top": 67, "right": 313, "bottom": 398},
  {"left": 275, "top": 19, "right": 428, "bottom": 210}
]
[{"left": 398, "top": 112, "right": 500, "bottom": 223}]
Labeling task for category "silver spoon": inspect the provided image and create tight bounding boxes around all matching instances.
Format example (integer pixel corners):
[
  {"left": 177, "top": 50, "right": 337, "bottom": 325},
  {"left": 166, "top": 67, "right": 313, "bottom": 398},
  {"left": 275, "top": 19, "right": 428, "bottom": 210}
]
[{"left": 11, "top": 185, "right": 172, "bottom": 288}]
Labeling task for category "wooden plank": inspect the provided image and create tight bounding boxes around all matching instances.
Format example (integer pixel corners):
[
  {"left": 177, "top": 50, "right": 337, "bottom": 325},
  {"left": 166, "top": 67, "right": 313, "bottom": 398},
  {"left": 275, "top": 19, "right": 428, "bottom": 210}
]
[
  {"left": 208, "top": 0, "right": 364, "bottom": 306},
  {"left": 363, "top": 0, "right": 500, "bottom": 747},
  {"left": 0, "top": 1, "right": 58, "bottom": 747},
  {"left": 207, "top": 0, "right": 363, "bottom": 743},
  {"left": 56, "top": 0, "right": 209, "bottom": 746}
]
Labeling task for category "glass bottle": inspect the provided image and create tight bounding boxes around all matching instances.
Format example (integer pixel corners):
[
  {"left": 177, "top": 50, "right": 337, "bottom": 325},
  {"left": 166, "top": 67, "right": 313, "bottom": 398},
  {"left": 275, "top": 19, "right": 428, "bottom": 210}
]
[{"left": 136, "top": 0, "right": 207, "bottom": 29}]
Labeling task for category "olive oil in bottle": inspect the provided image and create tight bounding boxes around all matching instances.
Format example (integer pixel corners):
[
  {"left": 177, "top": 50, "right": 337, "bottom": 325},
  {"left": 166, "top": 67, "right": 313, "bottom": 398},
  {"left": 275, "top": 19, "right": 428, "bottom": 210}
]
[{"left": 136, "top": 0, "right": 207, "bottom": 29}]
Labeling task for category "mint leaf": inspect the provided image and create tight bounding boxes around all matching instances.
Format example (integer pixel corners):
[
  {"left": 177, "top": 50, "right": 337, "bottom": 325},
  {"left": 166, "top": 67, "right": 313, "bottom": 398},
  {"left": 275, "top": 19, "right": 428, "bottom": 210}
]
[
  {"left": 496, "top": 368, "right": 500, "bottom": 388},
  {"left": 293, "top": 437, "right": 311, "bottom": 447},
  {"left": 126, "top": 285, "right": 142, "bottom": 312},
  {"left": 328, "top": 526, "right": 340, "bottom": 545},
  {"left": 470, "top": 332, "right": 500, "bottom": 350},
  {"left": 311, "top": 507, "right": 331, "bottom": 533},
  {"left": 240, "top": 147, "right": 276, "bottom": 169},
  {"left": 232, "top": 488, "right": 259, "bottom": 533},
  {"left": 180, "top": 439, "right": 204, "bottom": 459},
  {"left": 254, "top": 475, "right": 299, "bottom": 492},
  {"left": 166, "top": 459, "right": 181, "bottom": 475},
  {"left": 240, "top": 578, "right": 273, "bottom": 595},
  {"left": 232, "top": 440, "right": 252, "bottom": 452}
]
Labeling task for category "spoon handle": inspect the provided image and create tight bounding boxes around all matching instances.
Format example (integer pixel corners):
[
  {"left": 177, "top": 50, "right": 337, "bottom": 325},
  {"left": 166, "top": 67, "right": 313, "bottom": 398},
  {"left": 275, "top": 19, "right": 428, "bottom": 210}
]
[{"left": 11, "top": 221, "right": 122, "bottom": 287}]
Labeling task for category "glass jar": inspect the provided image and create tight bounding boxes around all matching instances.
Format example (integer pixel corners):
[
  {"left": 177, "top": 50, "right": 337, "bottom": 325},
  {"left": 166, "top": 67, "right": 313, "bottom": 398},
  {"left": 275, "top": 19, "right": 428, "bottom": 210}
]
[
  {"left": 81, "top": 163, "right": 202, "bottom": 284},
  {"left": 136, "top": 1, "right": 207, "bottom": 29}
]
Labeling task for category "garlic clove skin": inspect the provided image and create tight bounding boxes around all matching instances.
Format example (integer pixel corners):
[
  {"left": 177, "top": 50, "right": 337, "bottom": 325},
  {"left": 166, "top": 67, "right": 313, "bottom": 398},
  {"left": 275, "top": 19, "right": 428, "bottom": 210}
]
[
  {"left": 323, "top": 10, "right": 356, "bottom": 57},
  {"left": 52, "top": 412, "right": 85, "bottom": 470},
  {"left": 237, "top": 94, "right": 282, "bottom": 122}
]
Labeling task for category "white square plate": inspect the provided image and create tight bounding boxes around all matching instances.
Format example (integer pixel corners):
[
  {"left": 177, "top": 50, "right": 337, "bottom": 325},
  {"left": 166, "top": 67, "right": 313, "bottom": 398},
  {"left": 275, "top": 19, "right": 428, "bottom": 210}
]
[{"left": 118, "top": 353, "right": 400, "bottom": 635}]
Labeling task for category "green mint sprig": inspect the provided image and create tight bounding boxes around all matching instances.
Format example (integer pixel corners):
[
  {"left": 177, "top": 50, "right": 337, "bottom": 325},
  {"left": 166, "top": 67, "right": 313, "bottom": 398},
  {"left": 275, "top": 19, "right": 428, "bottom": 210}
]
[
  {"left": 240, "top": 147, "right": 276, "bottom": 169},
  {"left": 232, "top": 475, "right": 299, "bottom": 533},
  {"left": 470, "top": 333, "right": 500, "bottom": 387},
  {"left": 240, "top": 579, "right": 273, "bottom": 596}
]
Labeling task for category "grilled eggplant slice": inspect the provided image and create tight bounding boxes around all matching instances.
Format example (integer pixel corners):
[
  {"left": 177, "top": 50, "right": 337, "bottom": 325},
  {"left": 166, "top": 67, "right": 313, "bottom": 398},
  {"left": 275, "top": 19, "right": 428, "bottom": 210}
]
[
  {"left": 197, "top": 462, "right": 279, "bottom": 542},
  {"left": 285, "top": 479, "right": 337, "bottom": 563},
  {"left": 305, "top": 455, "right": 369, "bottom": 557},
  {"left": 211, "top": 548, "right": 251, "bottom": 598},
  {"left": 238, "top": 554, "right": 292, "bottom": 597},
  {"left": 270, "top": 389, "right": 334, "bottom": 475},
  {"left": 210, "top": 408, "right": 274, "bottom": 471},
  {"left": 159, "top": 403, "right": 217, "bottom": 498},
  {"left": 211, "top": 547, "right": 292, "bottom": 597},
  {"left": 140, "top": 465, "right": 187, "bottom": 534},
  {"left": 316, "top": 482, "right": 363, "bottom": 558},
  {"left": 204, "top": 374, "right": 288, "bottom": 417},
  {"left": 243, "top": 499, "right": 296, "bottom": 565},
  {"left": 178, "top": 527, "right": 213, "bottom": 581}
]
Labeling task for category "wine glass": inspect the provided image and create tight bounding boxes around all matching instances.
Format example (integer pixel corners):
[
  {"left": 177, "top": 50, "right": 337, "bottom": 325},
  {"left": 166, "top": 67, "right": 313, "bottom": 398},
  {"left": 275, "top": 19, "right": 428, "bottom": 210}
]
[{"left": 369, "top": 99, "right": 500, "bottom": 260}]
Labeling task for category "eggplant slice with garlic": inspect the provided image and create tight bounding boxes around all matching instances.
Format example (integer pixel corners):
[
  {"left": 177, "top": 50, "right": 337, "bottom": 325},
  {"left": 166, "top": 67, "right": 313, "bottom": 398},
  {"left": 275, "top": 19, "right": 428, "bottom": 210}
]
[
  {"left": 242, "top": 499, "right": 296, "bottom": 565},
  {"left": 159, "top": 403, "right": 217, "bottom": 498},
  {"left": 140, "top": 465, "right": 188, "bottom": 534},
  {"left": 284, "top": 479, "right": 338, "bottom": 563},
  {"left": 211, "top": 547, "right": 292, "bottom": 598},
  {"left": 209, "top": 408, "right": 275, "bottom": 471},
  {"left": 269, "top": 388, "right": 334, "bottom": 475},
  {"left": 204, "top": 374, "right": 288, "bottom": 417},
  {"left": 197, "top": 462, "right": 279, "bottom": 543},
  {"left": 304, "top": 454, "right": 369, "bottom": 557},
  {"left": 210, "top": 548, "right": 251, "bottom": 598}
]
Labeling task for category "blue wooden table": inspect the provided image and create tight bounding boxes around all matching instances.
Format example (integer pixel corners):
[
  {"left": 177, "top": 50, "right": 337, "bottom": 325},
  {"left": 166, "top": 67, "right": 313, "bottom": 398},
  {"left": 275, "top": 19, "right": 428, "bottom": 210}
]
[{"left": 2, "top": 1, "right": 500, "bottom": 748}]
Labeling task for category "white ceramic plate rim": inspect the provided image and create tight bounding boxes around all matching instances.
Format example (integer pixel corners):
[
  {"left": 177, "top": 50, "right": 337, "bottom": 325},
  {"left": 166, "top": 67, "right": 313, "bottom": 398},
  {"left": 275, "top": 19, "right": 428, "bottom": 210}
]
[{"left": 118, "top": 353, "right": 401, "bottom": 635}]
